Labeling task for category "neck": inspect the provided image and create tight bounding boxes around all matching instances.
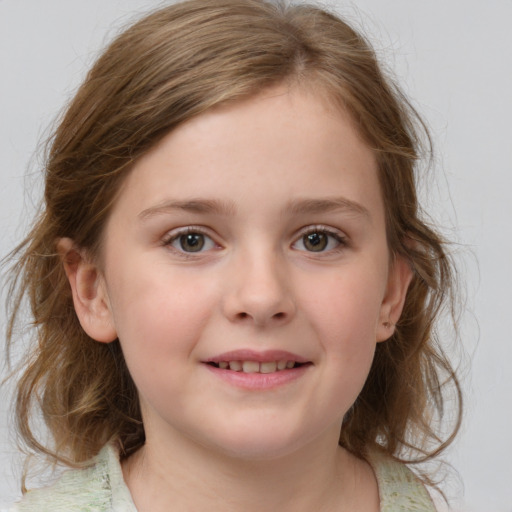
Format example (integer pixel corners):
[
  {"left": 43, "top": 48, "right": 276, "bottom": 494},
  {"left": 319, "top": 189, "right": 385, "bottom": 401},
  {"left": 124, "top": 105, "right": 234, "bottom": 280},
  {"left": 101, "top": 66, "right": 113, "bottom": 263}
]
[{"left": 122, "top": 427, "right": 379, "bottom": 512}]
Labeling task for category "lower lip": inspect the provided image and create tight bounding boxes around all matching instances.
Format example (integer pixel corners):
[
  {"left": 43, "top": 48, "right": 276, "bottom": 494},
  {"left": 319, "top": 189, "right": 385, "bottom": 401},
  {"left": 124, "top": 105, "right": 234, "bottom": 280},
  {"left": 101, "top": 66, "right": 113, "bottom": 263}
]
[{"left": 203, "top": 364, "right": 310, "bottom": 390}]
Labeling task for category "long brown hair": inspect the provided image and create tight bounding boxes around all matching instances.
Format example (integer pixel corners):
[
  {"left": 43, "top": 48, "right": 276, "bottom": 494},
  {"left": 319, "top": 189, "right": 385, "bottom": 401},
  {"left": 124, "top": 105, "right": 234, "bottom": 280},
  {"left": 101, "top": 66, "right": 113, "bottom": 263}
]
[{"left": 4, "top": 0, "right": 461, "bottom": 487}]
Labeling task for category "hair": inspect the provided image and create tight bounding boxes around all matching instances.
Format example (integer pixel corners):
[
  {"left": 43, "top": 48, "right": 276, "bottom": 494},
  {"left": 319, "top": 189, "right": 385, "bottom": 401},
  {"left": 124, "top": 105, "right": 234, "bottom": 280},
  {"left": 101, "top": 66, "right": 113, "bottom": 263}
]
[{"left": 4, "top": 0, "right": 461, "bottom": 490}]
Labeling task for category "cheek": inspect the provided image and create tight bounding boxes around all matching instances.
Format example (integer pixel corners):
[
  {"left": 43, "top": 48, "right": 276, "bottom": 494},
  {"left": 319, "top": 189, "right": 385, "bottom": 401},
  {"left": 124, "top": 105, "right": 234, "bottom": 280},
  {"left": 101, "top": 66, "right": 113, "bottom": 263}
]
[
  {"left": 299, "top": 264, "right": 387, "bottom": 403},
  {"left": 106, "top": 269, "right": 221, "bottom": 412},
  {"left": 303, "top": 265, "right": 387, "bottom": 341},
  {"left": 106, "top": 261, "right": 219, "bottom": 361}
]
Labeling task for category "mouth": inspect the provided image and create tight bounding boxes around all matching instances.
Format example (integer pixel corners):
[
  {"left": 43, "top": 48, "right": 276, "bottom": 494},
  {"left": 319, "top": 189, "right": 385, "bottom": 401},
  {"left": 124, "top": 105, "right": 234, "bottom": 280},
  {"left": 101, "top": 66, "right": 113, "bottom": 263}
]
[
  {"left": 206, "top": 360, "right": 310, "bottom": 373},
  {"left": 202, "top": 350, "right": 311, "bottom": 390},
  {"left": 203, "top": 349, "right": 312, "bottom": 375}
]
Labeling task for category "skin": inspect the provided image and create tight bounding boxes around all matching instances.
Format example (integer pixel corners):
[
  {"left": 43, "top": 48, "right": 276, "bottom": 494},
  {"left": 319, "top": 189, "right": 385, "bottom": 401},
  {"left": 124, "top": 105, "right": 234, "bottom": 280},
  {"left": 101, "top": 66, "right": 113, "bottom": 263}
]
[{"left": 61, "top": 85, "right": 412, "bottom": 512}]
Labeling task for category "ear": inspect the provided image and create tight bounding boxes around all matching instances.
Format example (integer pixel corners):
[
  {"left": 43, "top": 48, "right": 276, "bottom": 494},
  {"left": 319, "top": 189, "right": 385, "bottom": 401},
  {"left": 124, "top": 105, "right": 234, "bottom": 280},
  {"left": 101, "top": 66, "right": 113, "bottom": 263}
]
[
  {"left": 57, "top": 238, "right": 117, "bottom": 343},
  {"left": 376, "top": 254, "right": 413, "bottom": 342}
]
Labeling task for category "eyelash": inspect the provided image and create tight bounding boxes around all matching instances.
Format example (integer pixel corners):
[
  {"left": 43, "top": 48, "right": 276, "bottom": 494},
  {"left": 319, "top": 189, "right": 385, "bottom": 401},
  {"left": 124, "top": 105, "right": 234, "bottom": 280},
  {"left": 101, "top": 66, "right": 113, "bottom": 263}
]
[
  {"left": 292, "top": 225, "right": 347, "bottom": 254},
  {"left": 161, "top": 226, "right": 218, "bottom": 257},
  {"left": 161, "top": 225, "right": 348, "bottom": 257}
]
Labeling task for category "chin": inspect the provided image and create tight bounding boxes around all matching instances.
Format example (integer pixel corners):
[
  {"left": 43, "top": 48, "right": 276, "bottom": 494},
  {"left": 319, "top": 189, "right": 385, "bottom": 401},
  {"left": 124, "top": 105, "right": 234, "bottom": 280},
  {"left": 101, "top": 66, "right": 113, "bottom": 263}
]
[
  {"left": 200, "top": 425, "right": 323, "bottom": 462},
  {"left": 215, "top": 442, "right": 301, "bottom": 462}
]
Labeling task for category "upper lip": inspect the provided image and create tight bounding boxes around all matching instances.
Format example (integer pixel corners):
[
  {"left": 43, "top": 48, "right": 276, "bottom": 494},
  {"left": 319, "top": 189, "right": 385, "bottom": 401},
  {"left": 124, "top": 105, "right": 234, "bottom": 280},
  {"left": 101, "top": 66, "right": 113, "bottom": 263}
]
[{"left": 203, "top": 349, "right": 310, "bottom": 364}]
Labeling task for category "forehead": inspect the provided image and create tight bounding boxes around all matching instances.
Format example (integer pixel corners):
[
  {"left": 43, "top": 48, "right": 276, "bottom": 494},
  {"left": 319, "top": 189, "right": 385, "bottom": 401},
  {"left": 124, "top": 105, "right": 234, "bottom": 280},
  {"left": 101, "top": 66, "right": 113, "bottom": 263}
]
[{"left": 110, "top": 85, "right": 382, "bottom": 223}]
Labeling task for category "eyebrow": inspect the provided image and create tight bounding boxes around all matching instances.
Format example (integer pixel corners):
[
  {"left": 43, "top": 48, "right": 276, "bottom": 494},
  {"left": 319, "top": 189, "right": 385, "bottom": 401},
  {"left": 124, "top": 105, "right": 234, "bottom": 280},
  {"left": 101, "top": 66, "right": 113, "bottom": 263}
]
[
  {"left": 138, "top": 196, "right": 370, "bottom": 220},
  {"left": 287, "top": 197, "right": 370, "bottom": 219},
  {"left": 138, "top": 199, "right": 237, "bottom": 220}
]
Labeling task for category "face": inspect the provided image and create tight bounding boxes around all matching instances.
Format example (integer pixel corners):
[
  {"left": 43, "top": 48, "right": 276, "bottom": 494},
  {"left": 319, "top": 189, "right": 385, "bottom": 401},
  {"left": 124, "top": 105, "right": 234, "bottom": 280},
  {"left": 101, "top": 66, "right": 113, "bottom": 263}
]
[{"left": 71, "top": 86, "right": 410, "bottom": 460}]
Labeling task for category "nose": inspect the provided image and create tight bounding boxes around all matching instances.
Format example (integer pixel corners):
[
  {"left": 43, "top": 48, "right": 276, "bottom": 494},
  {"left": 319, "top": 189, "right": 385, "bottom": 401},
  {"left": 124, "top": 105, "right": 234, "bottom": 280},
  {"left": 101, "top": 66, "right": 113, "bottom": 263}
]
[{"left": 222, "top": 250, "right": 296, "bottom": 327}]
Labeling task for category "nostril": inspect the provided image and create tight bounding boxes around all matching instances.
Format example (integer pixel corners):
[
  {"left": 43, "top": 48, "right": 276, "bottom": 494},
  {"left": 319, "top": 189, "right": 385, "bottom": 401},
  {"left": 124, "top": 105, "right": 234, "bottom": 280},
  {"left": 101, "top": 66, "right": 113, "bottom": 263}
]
[{"left": 235, "top": 311, "right": 286, "bottom": 322}]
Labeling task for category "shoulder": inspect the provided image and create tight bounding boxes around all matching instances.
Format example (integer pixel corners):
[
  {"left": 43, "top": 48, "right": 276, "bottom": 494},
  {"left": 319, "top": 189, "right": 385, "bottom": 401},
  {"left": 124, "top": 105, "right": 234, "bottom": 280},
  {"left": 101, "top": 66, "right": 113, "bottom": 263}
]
[
  {"left": 7, "top": 445, "right": 136, "bottom": 512},
  {"left": 368, "top": 451, "right": 437, "bottom": 512}
]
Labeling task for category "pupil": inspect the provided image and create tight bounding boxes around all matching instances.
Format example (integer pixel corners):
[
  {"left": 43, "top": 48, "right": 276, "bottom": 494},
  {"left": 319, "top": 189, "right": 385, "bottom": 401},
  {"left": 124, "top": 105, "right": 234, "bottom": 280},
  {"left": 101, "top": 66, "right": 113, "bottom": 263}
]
[
  {"left": 305, "top": 232, "right": 327, "bottom": 251},
  {"left": 180, "top": 233, "right": 204, "bottom": 252}
]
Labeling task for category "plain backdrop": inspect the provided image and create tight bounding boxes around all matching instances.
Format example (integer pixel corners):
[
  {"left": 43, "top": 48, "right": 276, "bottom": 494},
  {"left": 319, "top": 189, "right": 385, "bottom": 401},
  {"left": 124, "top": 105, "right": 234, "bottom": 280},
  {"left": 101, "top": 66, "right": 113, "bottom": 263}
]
[{"left": 1, "top": 1, "right": 511, "bottom": 511}]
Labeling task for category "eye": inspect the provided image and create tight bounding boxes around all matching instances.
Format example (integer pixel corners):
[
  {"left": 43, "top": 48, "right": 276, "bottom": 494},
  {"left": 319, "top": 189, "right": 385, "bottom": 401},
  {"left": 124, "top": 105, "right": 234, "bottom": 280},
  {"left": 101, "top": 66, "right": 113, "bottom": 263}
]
[
  {"left": 165, "top": 229, "right": 217, "bottom": 253},
  {"left": 292, "top": 228, "right": 346, "bottom": 253}
]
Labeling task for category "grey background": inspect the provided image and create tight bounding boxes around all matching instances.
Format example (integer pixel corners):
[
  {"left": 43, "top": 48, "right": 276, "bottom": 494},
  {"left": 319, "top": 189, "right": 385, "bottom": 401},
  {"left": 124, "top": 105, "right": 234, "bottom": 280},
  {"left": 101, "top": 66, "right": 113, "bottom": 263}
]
[{"left": 1, "top": 1, "right": 511, "bottom": 510}]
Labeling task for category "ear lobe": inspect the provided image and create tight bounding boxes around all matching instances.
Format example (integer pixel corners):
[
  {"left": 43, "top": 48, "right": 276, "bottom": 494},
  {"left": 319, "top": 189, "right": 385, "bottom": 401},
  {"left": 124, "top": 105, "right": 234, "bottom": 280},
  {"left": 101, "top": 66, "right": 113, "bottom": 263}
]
[
  {"left": 376, "top": 254, "right": 413, "bottom": 342},
  {"left": 57, "top": 238, "right": 117, "bottom": 343}
]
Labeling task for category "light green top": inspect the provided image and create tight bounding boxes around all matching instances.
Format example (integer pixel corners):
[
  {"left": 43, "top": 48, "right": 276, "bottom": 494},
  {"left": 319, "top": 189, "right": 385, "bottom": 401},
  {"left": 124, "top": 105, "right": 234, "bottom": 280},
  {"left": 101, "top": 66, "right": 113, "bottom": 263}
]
[{"left": 6, "top": 445, "right": 436, "bottom": 511}]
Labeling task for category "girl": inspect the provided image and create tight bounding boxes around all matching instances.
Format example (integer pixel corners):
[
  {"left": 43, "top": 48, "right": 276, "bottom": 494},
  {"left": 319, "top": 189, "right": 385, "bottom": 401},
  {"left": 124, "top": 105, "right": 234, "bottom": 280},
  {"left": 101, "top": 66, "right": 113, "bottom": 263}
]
[{"left": 3, "top": 0, "right": 462, "bottom": 510}]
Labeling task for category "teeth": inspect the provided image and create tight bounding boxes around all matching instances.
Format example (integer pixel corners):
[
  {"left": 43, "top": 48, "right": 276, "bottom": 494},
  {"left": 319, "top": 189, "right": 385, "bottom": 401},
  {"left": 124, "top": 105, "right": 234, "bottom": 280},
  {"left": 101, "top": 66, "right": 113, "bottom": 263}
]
[
  {"left": 277, "top": 360, "right": 287, "bottom": 370},
  {"left": 260, "top": 361, "right": 277, "bottom": 374},
  {"left": 242, "top": 361, "right": 260, "bottom": 373},
  {"left": 216, "top": 360, "right": 300, "bottom": 373},
  {"left": 229, "top": 361, "right": 242, "bottom": 371}
]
